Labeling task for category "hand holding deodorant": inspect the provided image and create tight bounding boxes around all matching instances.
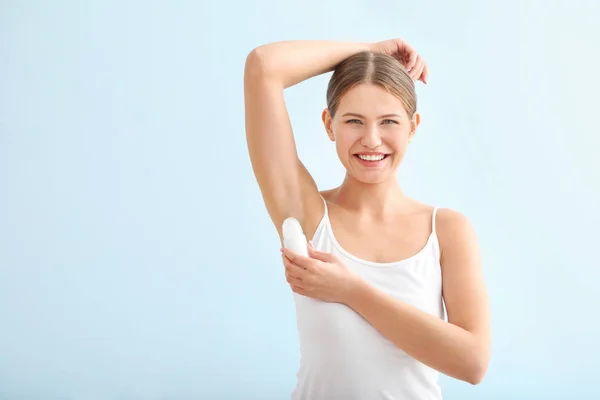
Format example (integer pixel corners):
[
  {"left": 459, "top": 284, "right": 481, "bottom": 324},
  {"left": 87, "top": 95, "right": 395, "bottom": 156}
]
[{"left": 282, "top": 217, "right": 308, "bottom": 257}]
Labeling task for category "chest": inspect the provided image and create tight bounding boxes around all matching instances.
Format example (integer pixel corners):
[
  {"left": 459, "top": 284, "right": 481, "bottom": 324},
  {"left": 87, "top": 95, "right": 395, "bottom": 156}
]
[{"left": 328, "top": 209, "right": 433, "bottom": 264}]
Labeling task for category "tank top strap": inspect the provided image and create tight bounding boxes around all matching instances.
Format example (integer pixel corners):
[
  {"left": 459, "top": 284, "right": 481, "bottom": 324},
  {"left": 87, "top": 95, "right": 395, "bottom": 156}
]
[
  {"left": 319, "top": 194, "right": 329, "bottom": 218},
  {"left": 310, "top": 194, "right": 330, "bottom": 244},
  {"left": 432, "top": 206, "right": 440, "bottom": 235}
]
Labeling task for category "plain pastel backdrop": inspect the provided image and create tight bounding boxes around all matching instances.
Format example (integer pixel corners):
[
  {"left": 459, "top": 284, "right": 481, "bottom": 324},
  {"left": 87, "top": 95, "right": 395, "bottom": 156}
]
[{"left": 1, "top": 0, "right": 599, "bottom": 399}]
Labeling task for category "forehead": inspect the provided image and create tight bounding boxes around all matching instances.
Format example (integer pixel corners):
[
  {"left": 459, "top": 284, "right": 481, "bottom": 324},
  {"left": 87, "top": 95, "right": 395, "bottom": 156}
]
[{"left": 337, "top": 83, "right": 407, "bottom": 117}]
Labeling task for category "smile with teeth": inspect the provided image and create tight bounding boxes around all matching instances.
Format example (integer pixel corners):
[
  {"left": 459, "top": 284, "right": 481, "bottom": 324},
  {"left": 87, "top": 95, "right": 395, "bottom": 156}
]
[{"left": 355, "top": 154, "right": 389, "bottom": 161}]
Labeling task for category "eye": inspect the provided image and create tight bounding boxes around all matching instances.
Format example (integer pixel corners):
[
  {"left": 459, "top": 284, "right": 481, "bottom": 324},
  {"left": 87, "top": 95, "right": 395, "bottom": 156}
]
[
  {"left": 346, "top": 119, "right": 362, "bottom": 124},
  {"left": 382, "top": 119, "right": 399, "bottom": 125}
]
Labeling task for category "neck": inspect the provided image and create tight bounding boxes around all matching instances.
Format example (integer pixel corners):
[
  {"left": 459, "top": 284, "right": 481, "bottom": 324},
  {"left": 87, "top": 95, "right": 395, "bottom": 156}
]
[{"left": 334, "top": 173, "right": 408, "bottom": 217}]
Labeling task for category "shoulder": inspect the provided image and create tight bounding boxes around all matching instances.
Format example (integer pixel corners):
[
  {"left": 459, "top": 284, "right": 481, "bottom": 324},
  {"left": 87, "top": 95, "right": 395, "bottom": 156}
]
[
  {"left": 434, "top": 208, "right": 479, "bottom": 261},
  {"left": 435, "top": 207, "right": 473, "bottom": 232}
]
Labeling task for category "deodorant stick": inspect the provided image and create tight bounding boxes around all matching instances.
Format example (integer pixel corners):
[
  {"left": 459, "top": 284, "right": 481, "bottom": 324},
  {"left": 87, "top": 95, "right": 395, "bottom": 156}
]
[{"left": 282, "top": 217, "right": 309, "bottom": 257}]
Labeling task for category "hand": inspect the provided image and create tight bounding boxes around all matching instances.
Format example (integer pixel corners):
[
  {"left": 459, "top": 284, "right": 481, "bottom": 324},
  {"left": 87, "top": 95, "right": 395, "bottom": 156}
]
[
  {"left": 370, "top": 38, "right": 428, "bottom": 84},
  {"left": 281, "top": 243, "right": 359, "bottom": 304}
]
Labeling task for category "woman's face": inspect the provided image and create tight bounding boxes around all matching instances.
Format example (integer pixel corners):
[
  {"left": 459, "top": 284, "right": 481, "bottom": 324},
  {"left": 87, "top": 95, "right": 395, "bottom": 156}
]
[{"left": 322, "top": 83, "right": 420, "bottom": 184}]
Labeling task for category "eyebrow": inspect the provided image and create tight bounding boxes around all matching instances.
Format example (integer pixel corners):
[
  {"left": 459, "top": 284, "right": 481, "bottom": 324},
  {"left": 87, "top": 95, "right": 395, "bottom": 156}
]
[{"left": 341, "top": 112, "right": 402, "bottom": 119}]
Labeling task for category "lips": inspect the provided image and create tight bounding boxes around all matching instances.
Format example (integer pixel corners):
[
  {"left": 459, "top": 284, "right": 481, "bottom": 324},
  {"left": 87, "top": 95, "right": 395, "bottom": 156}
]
[
  {"left": 353, "top": 153, "right": 391, "bottom": 167},
  {"left": 355, "top": 153, "right": 387, "bottom": 161}
]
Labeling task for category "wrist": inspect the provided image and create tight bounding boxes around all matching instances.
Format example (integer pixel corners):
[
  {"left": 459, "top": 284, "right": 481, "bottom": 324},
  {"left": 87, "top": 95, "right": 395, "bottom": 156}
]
[
  {"left": 342, "top": 273, "right": 367, "bottom": 306},
  {"left": 364, "top": 42, "right": 375, "bottom": 52}
]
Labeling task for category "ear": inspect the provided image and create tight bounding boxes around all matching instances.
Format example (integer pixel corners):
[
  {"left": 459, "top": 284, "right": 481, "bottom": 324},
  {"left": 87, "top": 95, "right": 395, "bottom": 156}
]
[
  {"left": 322, "top": 108, "right": 335, "bottom": 142},
  {"left": 408, "top": 112, "right": 421, "bottom": 143}
]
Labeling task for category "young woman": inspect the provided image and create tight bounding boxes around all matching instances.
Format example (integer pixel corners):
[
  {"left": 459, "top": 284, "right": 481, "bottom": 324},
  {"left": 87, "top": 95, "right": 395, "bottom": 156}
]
[{"left": 244, "top": 38, "right": 491, "bottom": 400}]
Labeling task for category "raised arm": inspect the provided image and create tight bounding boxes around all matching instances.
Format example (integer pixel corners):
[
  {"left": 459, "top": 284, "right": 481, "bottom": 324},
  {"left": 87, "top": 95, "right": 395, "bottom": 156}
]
[{"left": 243, "top": 41, "right": 370, "bottom": 240}]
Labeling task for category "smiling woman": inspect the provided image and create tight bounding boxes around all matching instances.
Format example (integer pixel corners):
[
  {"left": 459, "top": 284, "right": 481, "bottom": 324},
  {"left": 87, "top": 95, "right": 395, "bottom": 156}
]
[
  {"left": 322, "top": 78, "right": 419, "bottom": 184},
  {"left": 244, "top": 39, "right": 490, "bottom": 400}
]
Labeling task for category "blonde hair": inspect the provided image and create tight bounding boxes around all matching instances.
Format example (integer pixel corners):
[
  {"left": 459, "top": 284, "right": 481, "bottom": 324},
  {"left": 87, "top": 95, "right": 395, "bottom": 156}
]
[{"left": 326, "top": 51, "right": 416, "bottom": 119}]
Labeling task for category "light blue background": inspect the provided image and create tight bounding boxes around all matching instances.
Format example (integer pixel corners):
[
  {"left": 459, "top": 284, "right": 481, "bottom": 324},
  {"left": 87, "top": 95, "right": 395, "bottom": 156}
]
[{"left": 1, "top": 0, "right": 599, "bottom": 399}]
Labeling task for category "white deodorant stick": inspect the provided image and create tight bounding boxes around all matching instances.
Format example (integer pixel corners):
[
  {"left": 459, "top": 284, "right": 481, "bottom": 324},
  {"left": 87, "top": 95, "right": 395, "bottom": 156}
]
[{"left": 282, "top": 217, "right": 309, "bottom": 257}]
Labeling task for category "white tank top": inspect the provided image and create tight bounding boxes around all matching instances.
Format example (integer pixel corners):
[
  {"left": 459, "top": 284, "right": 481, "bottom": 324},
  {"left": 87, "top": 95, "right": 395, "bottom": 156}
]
[{"left": 291, "top": 198, "right": 446, "bottom": 400}]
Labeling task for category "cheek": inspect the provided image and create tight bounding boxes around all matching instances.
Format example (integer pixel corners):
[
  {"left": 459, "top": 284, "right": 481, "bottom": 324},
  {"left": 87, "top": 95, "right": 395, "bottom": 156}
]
[
  {"left": 334, "top": 140, "right": 351, "bottom": 164},
  {"left": 333, "top": 130, "right": 358, "bottom": 154},
  {"left": 387, "top": 128, "right": 410, "bottom": 149},
  {"left": 390, "top": 136, "right": 407, "bottom": 152}
]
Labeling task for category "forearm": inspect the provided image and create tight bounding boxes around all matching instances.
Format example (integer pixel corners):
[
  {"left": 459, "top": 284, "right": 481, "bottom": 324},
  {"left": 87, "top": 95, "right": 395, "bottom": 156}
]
[
  {"left": 344, "top": 279, "right": 488, "bottom": 385},
  {"left": 246, "top": 40, "right": 370, "bottom": 88}
]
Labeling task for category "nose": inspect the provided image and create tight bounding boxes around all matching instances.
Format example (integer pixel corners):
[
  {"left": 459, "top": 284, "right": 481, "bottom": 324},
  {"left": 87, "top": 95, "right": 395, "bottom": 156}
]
[{"left": 360, "top": 125, "right": 382, "bottom": 149}]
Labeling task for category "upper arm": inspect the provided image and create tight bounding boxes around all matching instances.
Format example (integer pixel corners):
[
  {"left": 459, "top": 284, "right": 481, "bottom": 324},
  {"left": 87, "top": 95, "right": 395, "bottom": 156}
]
[
  {"left": 243, "top": 49, "right": 323, "bottom": 240},
  {"left": 437, "top": 209, "right": 491, "bottom": 360}
]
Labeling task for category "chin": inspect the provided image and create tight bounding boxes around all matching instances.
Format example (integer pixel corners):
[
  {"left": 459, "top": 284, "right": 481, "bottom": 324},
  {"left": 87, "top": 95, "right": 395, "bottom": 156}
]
[{"left": 350, "top": 171, "right": 396, "bottom": 185}]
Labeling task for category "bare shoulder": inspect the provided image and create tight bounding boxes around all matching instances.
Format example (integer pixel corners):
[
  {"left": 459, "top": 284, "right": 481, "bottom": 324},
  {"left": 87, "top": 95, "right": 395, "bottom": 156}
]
[
  {"left": 435, "top": 207, "right": 472, "bottom": 226},
  {"left": 434, "top": 208, "right": 479, "bottom": 259}
]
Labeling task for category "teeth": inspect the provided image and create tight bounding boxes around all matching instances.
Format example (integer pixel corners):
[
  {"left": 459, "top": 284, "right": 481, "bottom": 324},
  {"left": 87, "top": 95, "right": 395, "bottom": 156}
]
[{"left": 357, "top": 154, "right": 385, "bottom": 161}]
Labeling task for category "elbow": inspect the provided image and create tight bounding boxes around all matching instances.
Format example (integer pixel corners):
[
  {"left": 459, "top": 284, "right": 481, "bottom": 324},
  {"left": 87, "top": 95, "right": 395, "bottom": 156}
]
[
  {"left": 245, "top": 47, "right": 269, "bottom": 80},
  {"left": 464, "top": 350, "right": 490, "bottom": 385},
  {"left": 465, "top": 365, "right": 487, "bottom": 386}
]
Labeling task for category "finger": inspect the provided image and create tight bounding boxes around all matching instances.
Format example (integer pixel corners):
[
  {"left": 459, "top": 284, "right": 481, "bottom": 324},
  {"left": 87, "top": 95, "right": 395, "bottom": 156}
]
[
  {"left": 414, "top": 62, "right": 426, "bottom": 82},
  {"left": 404, "top": 49, "right": 418, "bottom": 71},
  {"left": 283, "top": 254, "right": 306, "bottom": 277},
  {"left": 282, "top": 251, "right": 304, "bottom": 270},
  {"left": 409, "top": 56, "right": 423, "bottom": 80},
  {"left": 282, "top": 248, "right": 314, "bottom": 270},
  {"left": 421, "top": 63, "right": 429, "bottom": 84},
  {"left": 396, "top": 39, "right": 416, "bottom": 65},
  {"left": 416, "top": 65, "right": 426, "bottom": 83},
  {"left": 413, "top": 65, "right": 425, "bottom": 82},
  {"left": 290, "top": 284, "right": 308, "bottom": 296},
  {"left": 285, "top": 269, "right": 304, "bottom": 288},
  {"left": 308, "top": 245, "right": 336, "bottom": 263}
]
